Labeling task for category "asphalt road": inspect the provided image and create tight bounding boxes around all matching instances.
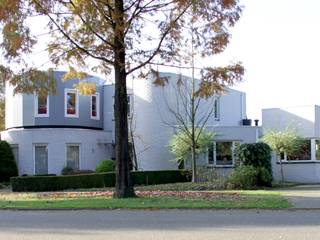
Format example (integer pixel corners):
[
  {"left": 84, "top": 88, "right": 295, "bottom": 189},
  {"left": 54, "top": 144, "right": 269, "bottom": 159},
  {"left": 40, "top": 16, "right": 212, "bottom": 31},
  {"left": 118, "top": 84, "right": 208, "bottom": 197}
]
[{"left": 1, "top": 210, "right": 320, "bottom": 240}]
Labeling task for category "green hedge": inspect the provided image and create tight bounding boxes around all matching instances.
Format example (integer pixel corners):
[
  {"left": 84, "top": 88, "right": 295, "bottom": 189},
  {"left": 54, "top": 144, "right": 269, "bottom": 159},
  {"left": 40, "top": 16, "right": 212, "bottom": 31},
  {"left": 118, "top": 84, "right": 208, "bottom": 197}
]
[{"left": 11, "top": 170, "right": 191, "bottom": 192}]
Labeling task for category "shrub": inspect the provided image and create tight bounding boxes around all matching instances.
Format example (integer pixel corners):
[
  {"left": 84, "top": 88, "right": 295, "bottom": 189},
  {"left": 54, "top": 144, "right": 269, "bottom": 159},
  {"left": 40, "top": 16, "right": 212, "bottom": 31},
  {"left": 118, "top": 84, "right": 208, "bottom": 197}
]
[
  {"left": 226, "top": 165, "right": 258, "bottom": 189},
  {"left": 257, "top": 167, "right": 273, "bottom": 187},
  {"left": 61, "top": 166, "right": 74, "bottom": 175},
  {"left": 96, "top": 160, "right": 115, "bottom": 173},
  {"left": 0, "top": 141, "right": 18, "bottom": 182},
  {"left": 132, "top": 170, "right": 191, "bottom": 185},
  {"left": 235, "top": 142, "right": 272, "bottom": 186},
  {"left": 11, "top": 170, "right": 190, "bottom": 192}
]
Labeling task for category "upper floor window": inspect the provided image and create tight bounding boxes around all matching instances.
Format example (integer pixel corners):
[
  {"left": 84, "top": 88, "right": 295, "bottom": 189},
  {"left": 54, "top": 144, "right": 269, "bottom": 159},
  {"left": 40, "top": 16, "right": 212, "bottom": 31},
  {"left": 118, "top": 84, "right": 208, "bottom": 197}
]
[
  {"left": 90, "top": 93, "right": 100, "bottom": 120},
  {"left": 213, "top": 97, "right": 220, "bottom": 120},
  {"left": 65, "top": 89, "right": 79, "bottom": 118},
  {"left": 35, "top": 94, "right": 49, "bottom": 117},
  {"left": 127, "top": 95, "right": 132, "bottom": 118}
]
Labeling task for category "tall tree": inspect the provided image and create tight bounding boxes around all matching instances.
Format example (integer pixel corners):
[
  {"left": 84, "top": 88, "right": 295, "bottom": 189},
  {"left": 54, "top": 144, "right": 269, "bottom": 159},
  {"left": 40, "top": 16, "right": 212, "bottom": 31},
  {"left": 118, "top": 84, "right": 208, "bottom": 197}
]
[{"left": 0, "top": 0, "right": 243, "bottom": 198}]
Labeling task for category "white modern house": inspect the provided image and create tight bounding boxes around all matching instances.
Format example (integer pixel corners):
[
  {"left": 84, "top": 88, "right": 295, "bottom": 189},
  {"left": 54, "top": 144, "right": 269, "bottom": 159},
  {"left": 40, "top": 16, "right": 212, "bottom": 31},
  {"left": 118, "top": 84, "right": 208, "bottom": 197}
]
[
  {"left": 262, "top": 105, "right": 320, "bottom": 183},
  {"left": 1, "top": 71, "right": 260, "bottom": 175}
]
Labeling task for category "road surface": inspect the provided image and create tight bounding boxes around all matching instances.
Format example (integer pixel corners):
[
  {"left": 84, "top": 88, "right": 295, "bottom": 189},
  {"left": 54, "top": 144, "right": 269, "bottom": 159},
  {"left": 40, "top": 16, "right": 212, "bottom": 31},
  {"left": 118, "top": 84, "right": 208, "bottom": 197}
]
[{"left": 1, "top": 210, "right": 320, "bottom": 239}]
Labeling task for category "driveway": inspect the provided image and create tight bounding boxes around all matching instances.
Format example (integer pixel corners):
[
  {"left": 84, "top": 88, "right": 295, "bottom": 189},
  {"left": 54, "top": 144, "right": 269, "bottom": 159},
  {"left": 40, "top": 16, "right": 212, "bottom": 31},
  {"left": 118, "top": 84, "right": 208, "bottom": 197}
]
[{"left": 276, "top": 184, "right": 320, "bottom": 209}]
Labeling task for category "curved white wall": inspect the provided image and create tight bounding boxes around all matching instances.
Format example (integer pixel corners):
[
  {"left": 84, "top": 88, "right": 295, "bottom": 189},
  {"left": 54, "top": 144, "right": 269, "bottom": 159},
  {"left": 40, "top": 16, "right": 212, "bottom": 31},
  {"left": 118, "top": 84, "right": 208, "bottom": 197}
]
[{"left": 1, "top": 128, "right": 112, "bottom": 175}]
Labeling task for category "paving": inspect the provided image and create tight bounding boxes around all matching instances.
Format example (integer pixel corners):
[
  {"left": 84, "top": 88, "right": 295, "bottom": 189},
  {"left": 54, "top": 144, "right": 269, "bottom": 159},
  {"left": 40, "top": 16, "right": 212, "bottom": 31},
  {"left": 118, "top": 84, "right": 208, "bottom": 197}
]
[
  {"left": 276, "top": 184, "right": 320, "bottom": 209},
  {"left": 1, "top": 209, "right": 320, "bottom": 240}
]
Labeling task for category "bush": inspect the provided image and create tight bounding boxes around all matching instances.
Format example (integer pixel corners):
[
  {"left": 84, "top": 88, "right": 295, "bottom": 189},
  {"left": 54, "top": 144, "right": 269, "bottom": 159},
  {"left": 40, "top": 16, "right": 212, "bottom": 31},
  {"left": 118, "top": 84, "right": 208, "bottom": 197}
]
[
  {"left": 132, "top": 170, "right": 191, "bottom": 185},
  {"left": 226, "top": 165, "right": 258, "bottom": 189},
  {"left": 96, "top": 160, "right": 115, "bottom": 173},
  {"left": 61, "top": 167, "right": 74, "bottom": 175},
  {"left": 235, "top": 142, "right": 272, "bottom": 186},
  {"left": 0, "top": 141, "right": 18, "bottom": 182},
  {"left": 11, "top": 170, "right": 190, "bottom": 192}
]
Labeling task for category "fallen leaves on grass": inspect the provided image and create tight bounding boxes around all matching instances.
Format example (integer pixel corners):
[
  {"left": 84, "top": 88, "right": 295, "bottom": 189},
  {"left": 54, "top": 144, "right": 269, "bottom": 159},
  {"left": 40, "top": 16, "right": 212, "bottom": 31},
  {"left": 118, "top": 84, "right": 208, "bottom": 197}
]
[{"left": 37, "top": 191, "right": 241, "bottom": 201}]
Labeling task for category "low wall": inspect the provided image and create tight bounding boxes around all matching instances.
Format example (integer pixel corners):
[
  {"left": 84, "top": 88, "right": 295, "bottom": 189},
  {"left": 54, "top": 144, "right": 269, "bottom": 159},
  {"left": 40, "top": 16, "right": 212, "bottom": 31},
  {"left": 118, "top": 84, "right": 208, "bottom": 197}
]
[{"left": 272, "top": 155, "right": 320, "bottom": 183}]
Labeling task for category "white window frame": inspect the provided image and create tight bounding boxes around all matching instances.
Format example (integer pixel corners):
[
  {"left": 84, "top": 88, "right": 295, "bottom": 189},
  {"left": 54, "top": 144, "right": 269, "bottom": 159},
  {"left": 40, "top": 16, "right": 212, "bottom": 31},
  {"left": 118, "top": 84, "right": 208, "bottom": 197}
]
[
  {"left": 65, "top": 89, "right": 79, "bottom": 118},
  {"left": 34, "top": 94, "right": 49, "bottom": 117},
  {"left": 207, "top": 141, "right": 239, "bottom": 167},
  {"left": 33, "top": 144, "right": 49, "bottom": 175},
  {"left": 90, "top": 93, "right": 100, "bottom": 120},
  {"left": 66, "top": 143, "right": 81, "bottom": 171}
]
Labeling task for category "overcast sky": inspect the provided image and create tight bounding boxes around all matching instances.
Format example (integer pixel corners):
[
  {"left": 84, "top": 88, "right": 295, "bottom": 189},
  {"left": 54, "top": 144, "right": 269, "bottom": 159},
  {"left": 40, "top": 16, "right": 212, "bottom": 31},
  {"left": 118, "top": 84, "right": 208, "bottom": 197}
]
[
  {"left": 21, "top": 0, "right": 320, "bottom": 121},
  {"left": 216, "top": 0, "right": 320, "bottom": 120}
]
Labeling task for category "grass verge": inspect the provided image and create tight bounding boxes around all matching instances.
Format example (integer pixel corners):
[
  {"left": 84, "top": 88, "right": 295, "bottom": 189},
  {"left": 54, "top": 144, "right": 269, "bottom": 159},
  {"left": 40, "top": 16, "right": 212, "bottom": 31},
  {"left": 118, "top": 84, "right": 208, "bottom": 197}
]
[{"left": 0, "top": 190, "right": 291, "bottom": 209}]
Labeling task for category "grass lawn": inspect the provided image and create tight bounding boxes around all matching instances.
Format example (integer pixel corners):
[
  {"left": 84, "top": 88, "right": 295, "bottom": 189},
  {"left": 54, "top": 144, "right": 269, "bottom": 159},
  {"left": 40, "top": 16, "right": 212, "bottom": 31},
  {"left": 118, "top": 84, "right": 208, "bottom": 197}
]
[{"left": 0, "top": 189, "right": 291, "bottom": 209}]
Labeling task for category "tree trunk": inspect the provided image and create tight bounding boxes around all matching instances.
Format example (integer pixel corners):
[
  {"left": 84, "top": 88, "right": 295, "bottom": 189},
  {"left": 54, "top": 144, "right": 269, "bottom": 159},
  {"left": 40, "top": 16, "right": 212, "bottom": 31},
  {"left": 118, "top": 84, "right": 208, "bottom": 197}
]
[
  {"left": 191, "top": 139, "right": 197, "bottom": 182},
  {"left": 279, "top": 154, "right": 285, "bottom": 185},
  {"left": 113, "top": 0, "right": 135, "bottom": 198}
]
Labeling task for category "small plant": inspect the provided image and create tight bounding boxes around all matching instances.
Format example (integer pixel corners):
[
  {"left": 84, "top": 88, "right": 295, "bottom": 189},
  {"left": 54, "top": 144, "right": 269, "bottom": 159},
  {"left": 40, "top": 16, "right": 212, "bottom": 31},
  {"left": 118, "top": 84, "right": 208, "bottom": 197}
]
[
  {"left": 226, "top": 165, "right": 259, "bottom": 190},
  {"left": 0, "top": 141, "right": 18, "bottom": 182},
  {"left": 61, "top": 166, "right": 74, "bottom": 175},
  {"left": 96, "top": 160, "right": 115, "bottom": 173},
  {"left": 196, "top": 166, "right": 220, "bottom": 182}
]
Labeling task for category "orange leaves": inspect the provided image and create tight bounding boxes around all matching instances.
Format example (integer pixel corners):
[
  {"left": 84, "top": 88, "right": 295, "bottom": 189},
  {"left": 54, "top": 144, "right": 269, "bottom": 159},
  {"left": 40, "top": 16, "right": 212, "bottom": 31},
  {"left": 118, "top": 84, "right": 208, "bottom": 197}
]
[
  {"left": 0, "top": 0, "right": 20, "bottom": 21},
  {"left": 62, "top": 66, "right": 88, "bottom": 82},
  {"left": 196, "top": 63, "right": 244, "bottom": 98},
  {"left": 74, "top": 82, "right": 97, "bottom": 95}
]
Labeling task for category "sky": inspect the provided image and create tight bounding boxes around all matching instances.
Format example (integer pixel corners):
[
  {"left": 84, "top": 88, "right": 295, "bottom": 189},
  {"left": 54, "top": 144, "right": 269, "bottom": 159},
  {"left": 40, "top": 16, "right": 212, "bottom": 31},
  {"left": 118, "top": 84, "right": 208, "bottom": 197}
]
[
  {"left": 216, "top": 0, "right": 320, "bottom": 120},
  {"left": 16, "top": 0, "right": 320, "bottom": 121}
]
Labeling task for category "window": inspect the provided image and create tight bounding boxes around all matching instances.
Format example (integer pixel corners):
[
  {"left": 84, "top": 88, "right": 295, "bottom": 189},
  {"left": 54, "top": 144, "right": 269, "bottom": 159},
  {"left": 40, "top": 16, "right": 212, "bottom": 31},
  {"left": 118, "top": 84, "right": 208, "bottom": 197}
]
[
  {"left": 90, "top": 93, "right": 100, "bottom": 120},
  {"left": 35, "top": 94, "right": 49, "bottom": 117},
  {"left": 316, "top": 140, "right": 320, "bottom": 160},
  {"left": 208, "top": 141, "right": 239, "bottom": 166},
  {"left": 213, "top": 97, "right": 220, "bottom": 120},
  {"left": 65, "top": 89, "right": 79, "bottom": 117},
  {"left": 34, "top": 145, "right": 48, "bottom": 174},
  {"left": 281, "top": 139, "right": 311, "bottom": 161},
  {"left": 127, "top": 95, "right": 132, "bottom": 117},
  {"left": 11, "top": 145, "right": 19, "bottom": 166},
  {"left": 66, "top": 144, "right": 80, "bottom": 171}
]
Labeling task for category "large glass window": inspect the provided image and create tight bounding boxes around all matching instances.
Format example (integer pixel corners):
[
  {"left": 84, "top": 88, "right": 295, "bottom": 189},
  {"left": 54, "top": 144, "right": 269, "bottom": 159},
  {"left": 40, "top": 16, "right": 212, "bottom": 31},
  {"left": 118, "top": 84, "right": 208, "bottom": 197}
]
[
  {"left": 282, "top": 139, "right": 311, "bottom": 161},
  {"left": 208, "top": 141, "right": 239, "bottom": 166},
  {"left": 65, "top": 89, "right": 78, "bottom": 117},
  {"left": 34, "top": 145, "right": 48, "bottom": 174},
  {"left": 35, "top": 94, "right": 49, "bottom": 117},
  {"left": 90, "top": 94, "right": 100, "bottom": 120},
  {"left": 316, "top": 140, "right": 320, "bottom": 160},
  {"left": 66, "top": 144, "right": 80, "bottom": 171}
]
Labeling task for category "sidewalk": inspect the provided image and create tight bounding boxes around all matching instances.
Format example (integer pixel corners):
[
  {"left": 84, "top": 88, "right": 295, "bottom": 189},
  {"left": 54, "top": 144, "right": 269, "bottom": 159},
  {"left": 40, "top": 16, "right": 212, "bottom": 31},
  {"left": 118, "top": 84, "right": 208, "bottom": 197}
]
[{"left": 276, "top": 185, "right": 320, "bottom": 209}]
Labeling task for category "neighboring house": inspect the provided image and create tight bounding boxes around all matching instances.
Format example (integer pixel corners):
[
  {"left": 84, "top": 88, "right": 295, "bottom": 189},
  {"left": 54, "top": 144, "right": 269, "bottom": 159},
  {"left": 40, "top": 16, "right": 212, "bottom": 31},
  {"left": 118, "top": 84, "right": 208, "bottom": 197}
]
[
  {"left": 262, "top": 105, "right": 320, "bottom": 183},
  {"left": 1, "top": 71, "right": 259, "bottom": 175}
]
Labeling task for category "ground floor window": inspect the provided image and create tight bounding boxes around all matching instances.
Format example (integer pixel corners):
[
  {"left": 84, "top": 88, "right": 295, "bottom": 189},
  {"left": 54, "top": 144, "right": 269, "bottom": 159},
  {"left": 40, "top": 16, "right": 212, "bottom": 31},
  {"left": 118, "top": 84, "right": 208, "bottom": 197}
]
[
  {"left": 281, "top": 139, "right": 312, "bottom": 161},
  {"left": 10, "top": 145, "right": 19, "bottom": 167},
  {"left": 34, "top": 145, "right": 48, "bottom": 174},
  {"left": 66, "top": 144, "right": 80, "bottom": 171},
  {"left": 208, "top": 141, "right": 240, "bottom": 166}
]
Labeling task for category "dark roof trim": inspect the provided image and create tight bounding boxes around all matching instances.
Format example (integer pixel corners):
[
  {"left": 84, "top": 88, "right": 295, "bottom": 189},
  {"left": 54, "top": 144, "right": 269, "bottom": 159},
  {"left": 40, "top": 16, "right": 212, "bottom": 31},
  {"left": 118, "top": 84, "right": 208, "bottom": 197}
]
[{"left": 6, "top": 125, "right": 103, "bottom": 131}]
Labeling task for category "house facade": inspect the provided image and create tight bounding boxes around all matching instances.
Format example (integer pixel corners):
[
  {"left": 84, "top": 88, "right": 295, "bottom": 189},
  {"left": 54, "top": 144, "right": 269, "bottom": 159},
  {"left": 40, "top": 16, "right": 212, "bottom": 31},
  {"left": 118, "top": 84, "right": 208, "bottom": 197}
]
[
  {"left": 262, "top": 105, "right": 320, "bottom": 183},
  {"left": 1, "top": 71, "right": 259, "bottom": 175}
]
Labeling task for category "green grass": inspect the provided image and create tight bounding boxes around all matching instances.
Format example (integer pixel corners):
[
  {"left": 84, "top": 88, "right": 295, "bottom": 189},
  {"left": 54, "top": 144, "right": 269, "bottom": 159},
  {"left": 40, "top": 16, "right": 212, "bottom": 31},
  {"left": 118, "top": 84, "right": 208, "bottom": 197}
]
[{"left": 0, "top": 191, "right": 291, "bottom": 209}]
